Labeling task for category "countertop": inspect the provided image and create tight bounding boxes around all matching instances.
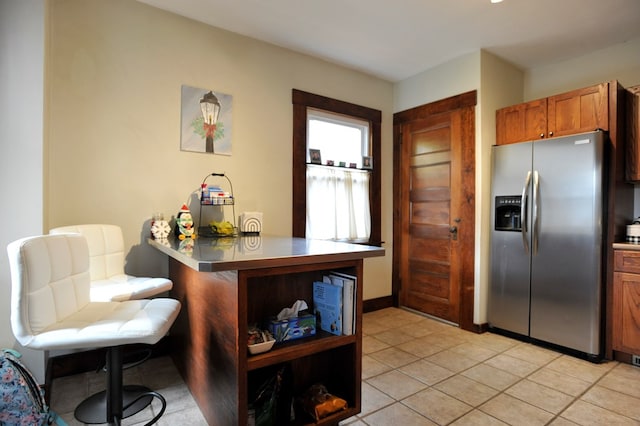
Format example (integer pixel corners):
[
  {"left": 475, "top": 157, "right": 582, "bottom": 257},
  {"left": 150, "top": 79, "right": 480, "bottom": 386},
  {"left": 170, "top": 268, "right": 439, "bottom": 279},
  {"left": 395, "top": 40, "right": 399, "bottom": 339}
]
[
  {"left": 612, "top": 242, "right": 640, "bottom": 251},
  {"left": 148, "top": 235, "right": 385, "bottom": 272}
]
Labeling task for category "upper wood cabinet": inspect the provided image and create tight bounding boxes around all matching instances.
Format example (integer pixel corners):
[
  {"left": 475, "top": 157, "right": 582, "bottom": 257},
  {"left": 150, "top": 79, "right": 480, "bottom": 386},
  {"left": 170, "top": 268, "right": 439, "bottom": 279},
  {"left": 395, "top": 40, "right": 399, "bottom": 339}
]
[
  {"left": 496, "top": 82, "right": 610, "bottom": 145},
  {"left": 495, "top": 98, "right": 547, "bottom": 145},
  {"left": 547, "top": 83, "right": 609, "bottom": 137},
  {"left": 625, "top": 85, "right": 640, "bottom": 182}
]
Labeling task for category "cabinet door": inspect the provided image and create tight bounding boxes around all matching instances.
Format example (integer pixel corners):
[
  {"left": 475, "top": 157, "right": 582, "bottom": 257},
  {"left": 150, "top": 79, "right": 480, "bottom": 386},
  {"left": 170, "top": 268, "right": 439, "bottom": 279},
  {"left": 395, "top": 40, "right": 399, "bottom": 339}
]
[
  {"left": 612, "top": 271, "right": 640, "bottom": 354},
  {"left": 496, "top": 99, "right": 547, "bottom": 145},
  {"left": 626, "top": 85, "right": 640, "bottom": 182},
  {"left": 547, "top": 83, "right": 609, "bottom": 138}
]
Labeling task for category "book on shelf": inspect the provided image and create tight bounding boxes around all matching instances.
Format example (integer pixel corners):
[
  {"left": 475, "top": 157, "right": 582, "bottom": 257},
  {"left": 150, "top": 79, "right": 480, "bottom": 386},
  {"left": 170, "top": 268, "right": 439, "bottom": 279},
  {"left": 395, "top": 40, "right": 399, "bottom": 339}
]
[
  {"left": 313, "top": 281, "right": 342, "bottom": 336},
  {"left": 322, "top": 271, "right": 357, "bottom": 336}
]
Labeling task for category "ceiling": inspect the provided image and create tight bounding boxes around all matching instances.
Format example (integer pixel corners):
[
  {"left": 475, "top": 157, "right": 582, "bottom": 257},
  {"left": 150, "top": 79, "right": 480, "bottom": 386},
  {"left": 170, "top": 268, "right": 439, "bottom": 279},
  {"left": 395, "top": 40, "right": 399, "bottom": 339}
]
[{"left": 137, "top": 0, "right": 640, "bottom": 82}]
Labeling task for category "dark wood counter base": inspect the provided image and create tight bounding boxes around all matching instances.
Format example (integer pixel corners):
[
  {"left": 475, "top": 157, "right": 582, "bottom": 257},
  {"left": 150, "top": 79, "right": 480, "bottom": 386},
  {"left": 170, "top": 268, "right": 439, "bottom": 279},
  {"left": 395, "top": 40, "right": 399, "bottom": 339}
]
[{"left": 168, "top": 256, "right": 366, "bottom": 425}]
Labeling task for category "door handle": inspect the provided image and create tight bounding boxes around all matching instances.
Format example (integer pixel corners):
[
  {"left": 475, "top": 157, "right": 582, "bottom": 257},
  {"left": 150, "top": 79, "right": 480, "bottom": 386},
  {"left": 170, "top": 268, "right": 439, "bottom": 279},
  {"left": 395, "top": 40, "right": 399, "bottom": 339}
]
[
  {"left": 532, "top": 170, "right": 540, "bottom": 255},
  {"left": 449, "top": 226, "right": 458, "bottom": 240},
  {"left": 521, "top": 171, "right": 532, "bottom": 254}
]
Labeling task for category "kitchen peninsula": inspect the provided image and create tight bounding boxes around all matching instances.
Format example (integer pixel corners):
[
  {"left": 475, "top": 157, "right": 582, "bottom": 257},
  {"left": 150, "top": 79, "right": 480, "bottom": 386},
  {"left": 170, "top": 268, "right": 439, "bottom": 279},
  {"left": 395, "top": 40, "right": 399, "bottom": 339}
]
[{"left": 149, "top": 235, "right": 385, "bottom": 425}]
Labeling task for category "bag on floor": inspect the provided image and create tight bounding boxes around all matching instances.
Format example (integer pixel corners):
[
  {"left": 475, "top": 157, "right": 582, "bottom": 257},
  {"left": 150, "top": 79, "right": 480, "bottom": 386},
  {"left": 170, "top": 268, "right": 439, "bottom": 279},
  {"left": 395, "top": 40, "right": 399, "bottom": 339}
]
[{"left": 0, "top": 349, "right": 66, "bottom": 426}]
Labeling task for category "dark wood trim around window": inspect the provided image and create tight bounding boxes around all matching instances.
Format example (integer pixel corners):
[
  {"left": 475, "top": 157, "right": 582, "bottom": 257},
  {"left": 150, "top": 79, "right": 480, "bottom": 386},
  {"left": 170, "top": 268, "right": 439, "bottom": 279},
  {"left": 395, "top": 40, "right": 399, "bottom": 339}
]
[{"left": 292, "top": 89, "right": 382, "bottom": 246}]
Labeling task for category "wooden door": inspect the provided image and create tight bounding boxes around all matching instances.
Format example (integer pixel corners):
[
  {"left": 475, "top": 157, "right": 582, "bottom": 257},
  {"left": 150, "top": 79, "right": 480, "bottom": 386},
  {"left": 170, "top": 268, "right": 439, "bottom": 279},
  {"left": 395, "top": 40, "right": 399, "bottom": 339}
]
[
  {"left": 393, "top": 92, "right": 476, "bottom": 330},
  {"left": 547, "top": 82, "right": 609, "bottom": 137},
  {"left": 496, "top": 98, "right": 547, "bottom": 145}
]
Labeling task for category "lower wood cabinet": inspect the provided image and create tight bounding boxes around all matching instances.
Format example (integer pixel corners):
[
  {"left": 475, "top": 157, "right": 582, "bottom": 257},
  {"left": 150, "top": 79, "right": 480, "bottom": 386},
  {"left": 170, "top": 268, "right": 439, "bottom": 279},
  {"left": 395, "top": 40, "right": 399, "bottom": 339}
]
[{"left": 612, "top": 249, "right": 640, "bottom": 355}]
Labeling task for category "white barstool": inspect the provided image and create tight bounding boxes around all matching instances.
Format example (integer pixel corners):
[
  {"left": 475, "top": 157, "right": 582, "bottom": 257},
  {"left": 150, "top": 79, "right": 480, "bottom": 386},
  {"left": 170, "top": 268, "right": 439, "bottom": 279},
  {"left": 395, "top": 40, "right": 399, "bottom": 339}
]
[
  {"left": 7, "top": 233, "right": 181, "bottom": 425},
  {"left": 49, "top": 224, "right": 172, "bottom": 302}
]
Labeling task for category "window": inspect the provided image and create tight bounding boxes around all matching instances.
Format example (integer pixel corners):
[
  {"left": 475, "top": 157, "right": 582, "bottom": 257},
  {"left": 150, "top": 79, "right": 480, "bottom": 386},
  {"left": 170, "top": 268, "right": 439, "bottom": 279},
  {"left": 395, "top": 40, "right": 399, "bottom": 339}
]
[
  {"left": 307, "top": 109, "right": 370, "bottom": 167},
  {"left": 292, "top": 89, "right": 381, "bottom": 245}
]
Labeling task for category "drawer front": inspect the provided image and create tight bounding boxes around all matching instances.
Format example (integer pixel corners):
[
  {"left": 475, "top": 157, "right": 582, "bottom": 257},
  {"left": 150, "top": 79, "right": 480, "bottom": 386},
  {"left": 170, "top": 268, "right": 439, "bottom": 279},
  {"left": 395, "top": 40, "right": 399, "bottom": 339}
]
[{"left": 614, "top": 250, "right": 640, "bottom": 273}]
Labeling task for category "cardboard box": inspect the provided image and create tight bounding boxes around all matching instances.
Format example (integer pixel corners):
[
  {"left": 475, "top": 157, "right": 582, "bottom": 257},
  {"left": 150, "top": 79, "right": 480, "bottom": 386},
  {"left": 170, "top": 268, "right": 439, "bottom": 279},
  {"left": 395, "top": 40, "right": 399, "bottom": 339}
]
[{"left": 268, "top": 314, "right": 316, "bottom": 342}]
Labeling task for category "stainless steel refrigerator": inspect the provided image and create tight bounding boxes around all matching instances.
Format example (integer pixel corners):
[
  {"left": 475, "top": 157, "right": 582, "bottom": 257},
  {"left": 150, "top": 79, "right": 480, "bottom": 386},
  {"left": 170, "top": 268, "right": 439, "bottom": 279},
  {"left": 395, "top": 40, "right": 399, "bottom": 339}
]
[{"left": 488, "top": 130, "right": 605, "bottom": 359}]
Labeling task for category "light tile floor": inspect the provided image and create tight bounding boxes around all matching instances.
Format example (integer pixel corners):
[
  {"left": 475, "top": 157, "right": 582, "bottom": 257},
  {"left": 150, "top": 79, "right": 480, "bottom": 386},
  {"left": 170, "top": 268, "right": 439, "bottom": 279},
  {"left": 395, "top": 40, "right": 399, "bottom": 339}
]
[{"left": 51, "top": 307, "right": 640, "bottom": 425}]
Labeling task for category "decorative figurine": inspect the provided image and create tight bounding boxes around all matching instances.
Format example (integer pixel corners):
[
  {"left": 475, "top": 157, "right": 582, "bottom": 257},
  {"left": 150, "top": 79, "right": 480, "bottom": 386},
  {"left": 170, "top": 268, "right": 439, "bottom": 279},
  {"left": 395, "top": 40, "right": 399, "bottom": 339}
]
[
  {"left": 151, "top": 219, "right": 171, "bottom": 240},
  {"left": 175, "top": 204, "right": 196, "bottom": 240}
]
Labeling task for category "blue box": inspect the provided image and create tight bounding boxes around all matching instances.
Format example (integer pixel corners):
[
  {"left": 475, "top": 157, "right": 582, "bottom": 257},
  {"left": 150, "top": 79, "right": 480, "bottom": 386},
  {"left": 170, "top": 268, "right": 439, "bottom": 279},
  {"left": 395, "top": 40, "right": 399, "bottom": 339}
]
[{"left": 268, "top": 314, "right": 316, "bottom": 342}]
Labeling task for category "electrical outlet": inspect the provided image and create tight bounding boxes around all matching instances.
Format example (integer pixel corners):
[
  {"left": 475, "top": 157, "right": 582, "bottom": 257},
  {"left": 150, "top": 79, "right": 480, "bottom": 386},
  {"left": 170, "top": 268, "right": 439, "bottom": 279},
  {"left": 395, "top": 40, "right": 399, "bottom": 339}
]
[{"left": 632, "top": 354, "right": 640, "bottom": 367}]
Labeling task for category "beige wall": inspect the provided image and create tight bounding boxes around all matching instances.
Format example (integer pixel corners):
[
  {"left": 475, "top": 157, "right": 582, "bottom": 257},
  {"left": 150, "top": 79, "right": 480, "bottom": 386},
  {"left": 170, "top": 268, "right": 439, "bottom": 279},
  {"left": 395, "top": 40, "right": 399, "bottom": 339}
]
[
  {"left": 46, "top": 0, "right": 394, "bottom": 298},
  {"left": 393, "top": 52, "right": 481, "bottom": 113},
  {"left": 0, "top": 0, "right": 48, "bottom": 383},
  {"left": 477, "top": 52, "right": 525, "bottom": 324},
  {"left": 524, "top": 36, "right": 640, "bottom": 100}
]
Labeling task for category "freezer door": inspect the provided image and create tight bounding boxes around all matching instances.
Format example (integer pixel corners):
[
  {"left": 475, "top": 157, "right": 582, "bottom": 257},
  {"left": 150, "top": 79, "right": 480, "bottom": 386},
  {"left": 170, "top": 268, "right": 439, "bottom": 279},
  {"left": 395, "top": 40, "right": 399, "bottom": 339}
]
[
  {"left": 488, "top": 142, "right": 533, "bottom": 336},
  {"left": 529, "top": 132, "right": 604, "bottom": 356}
]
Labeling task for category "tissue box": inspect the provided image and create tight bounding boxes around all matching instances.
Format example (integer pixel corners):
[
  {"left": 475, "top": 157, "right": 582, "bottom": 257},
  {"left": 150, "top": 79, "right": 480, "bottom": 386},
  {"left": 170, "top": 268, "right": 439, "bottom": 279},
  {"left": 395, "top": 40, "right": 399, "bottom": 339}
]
[{"left": 268, "top": 314, "right": 316, "bottom": 342}]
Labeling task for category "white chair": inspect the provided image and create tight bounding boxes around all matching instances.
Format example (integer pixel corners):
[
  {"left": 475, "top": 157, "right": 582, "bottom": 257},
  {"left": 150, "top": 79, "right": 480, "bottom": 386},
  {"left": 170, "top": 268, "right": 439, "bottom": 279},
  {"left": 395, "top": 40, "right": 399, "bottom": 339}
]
[
  {"left": 7, "top": 233, "right": 181, "bottom": 425},
  {"left": 49, "top": 224, "right": 172, "bottom": 302}
]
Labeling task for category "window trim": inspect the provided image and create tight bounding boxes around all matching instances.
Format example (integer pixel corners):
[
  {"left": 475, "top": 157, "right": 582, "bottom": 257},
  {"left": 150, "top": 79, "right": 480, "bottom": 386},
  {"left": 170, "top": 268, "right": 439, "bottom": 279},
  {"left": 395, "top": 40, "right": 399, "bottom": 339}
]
[{"left": 292, "top": 89, "right": 382, "bottom": 246}]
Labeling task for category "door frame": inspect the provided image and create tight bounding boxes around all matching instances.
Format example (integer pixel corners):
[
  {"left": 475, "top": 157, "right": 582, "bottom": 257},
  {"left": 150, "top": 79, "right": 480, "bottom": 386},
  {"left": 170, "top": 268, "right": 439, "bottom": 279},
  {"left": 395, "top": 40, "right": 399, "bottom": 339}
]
[{"left": 392, "top": 91, "right": 477, "bottom": 332}]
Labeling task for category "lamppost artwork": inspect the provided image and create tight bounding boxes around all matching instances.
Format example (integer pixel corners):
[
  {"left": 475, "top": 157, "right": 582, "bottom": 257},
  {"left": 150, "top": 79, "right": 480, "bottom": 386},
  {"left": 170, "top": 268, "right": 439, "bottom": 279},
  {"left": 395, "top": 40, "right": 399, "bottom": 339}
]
[
  {"left": 200, "top": 91, "right": 221, "bottom": 153},
  {"left": 181, "top": 85, "right": 232, "bottom": 155}
]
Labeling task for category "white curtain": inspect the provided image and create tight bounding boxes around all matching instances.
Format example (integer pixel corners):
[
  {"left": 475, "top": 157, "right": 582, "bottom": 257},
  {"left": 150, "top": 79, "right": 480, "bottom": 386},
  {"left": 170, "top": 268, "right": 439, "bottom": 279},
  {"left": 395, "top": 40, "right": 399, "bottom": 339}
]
[{"left": 306, "top": 165, "right": 371, "bottom": 241}]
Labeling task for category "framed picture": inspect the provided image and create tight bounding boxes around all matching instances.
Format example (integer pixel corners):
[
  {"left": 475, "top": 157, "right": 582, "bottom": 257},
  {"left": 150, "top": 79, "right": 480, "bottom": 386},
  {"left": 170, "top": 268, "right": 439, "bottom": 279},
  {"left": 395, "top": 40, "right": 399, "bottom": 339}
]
[
  {"left": 362, "top": 156, "right": 373, "bottom": 169},
  {"left": 339, "top": 161, "right": 346, "bottom": 167},
  {"left": 326, "top": 160, "right": 335, "bottom": 166},
  {"left": 349, "top": 163, "right": 357, "bottom": 169},
  {"left": 181, "top": 85, "right": 233, "bottom": 155},
  {"left": 309, "top": 149, "right": 322, "bottom": 164}
]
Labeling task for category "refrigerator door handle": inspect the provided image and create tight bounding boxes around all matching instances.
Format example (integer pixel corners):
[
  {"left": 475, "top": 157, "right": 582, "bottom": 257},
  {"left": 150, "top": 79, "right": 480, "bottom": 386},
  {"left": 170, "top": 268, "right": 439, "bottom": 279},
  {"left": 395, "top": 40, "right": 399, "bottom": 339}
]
[
  {"left": 532, "top": 170, "right": 540, "bottom": 255},
  {"left": 521, "top": 170, "right": 532, "bottom": 253}
]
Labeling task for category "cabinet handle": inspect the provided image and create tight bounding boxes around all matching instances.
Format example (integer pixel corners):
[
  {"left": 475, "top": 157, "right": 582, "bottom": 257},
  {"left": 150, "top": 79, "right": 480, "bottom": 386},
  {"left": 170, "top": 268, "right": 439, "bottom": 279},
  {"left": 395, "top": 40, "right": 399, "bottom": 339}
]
[
  {"left": 549, "top": 131, "right": 554, "bottom": 137},
  {"left": 540, "top": 133, "right": 545, "bottom": 138}
]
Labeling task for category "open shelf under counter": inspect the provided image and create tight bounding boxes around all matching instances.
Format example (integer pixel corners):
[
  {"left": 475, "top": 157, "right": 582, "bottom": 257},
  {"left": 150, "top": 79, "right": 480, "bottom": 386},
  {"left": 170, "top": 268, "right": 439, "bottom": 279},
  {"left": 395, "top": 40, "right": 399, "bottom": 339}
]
[{"left": 247, "top": 331, "right": 357, "bottom": 371}]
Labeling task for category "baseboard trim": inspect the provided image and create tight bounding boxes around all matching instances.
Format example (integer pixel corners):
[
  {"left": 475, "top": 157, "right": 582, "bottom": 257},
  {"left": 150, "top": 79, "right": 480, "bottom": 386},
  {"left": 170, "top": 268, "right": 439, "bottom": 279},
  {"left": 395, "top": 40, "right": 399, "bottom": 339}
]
[{"left": 363, "top": 296, "right": 394, "bottom": 313}]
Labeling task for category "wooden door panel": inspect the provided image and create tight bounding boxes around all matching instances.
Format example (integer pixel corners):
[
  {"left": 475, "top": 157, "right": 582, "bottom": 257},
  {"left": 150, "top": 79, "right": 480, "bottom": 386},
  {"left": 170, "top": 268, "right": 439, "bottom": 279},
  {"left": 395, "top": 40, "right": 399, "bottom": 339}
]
[
  {"left": 408, "top": 263, "right": 450, "bottom": 299},
  {"left": 411, "top": 201, "right": 450, "bottom": 225},
  {"left": 412, "top": 127, "right": 451, "bottom": 154},
  {"left": 408, "top": 222, "right": 451, "bottom": 239},
  {"left": 409, "top": 229, "right": 450, "bottom": 262},
  {"left": 411, "top": 187, "right": 450, "bottom": 202},
  {"left": 406, "top": 267, "right": 453, "bottom": 319},
  {"left": 412, "top": 163, "right": 450, "bottom": 188},
  {"left": 412, "top": 151, "right": 451, "bottom": 168}
]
